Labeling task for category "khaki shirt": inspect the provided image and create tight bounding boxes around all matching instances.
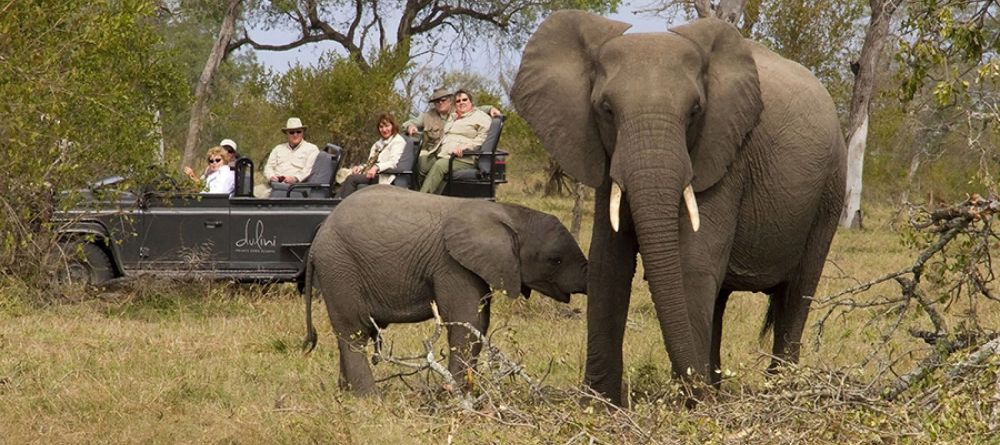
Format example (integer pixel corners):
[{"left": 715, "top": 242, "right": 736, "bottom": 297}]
[
  {"left": 263, "top": 141, "right": 320, "bottom": 182},
  {"left": 404, "top": 105, "right": 495, "bottom": 152},
  {"left": 434, "top": 108, "right": 492, "bottom": 159}
]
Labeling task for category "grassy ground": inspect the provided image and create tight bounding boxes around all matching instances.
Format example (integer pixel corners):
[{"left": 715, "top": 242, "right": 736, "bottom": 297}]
[{"left": 1, "top": 173, "right": 998, "bottom": 443}]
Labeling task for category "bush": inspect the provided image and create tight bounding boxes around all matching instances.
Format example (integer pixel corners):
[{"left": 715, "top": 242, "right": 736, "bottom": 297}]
[
  {"left": 0, "top": 0, "right": 187, "bottom": 294},
  {"left": 275, "top": 52, "right": 410, "bottom": 166}
]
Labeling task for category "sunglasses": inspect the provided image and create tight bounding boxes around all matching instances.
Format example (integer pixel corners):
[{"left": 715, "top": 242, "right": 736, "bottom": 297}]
[
  {"left": 286, "top": 130, "right": 303, "bottom": 135},
  {"left": 208, "top": 158, "right": 224, "bottom": 164},
  {"left": 433, "top": 97, "right": 451, "bottom": 104},
  {"left": 455, "top": 97, "right": 470, "bottom": 103}
]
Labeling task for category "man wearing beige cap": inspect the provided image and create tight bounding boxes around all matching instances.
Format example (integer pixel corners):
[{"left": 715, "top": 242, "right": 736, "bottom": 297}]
[{"left": 256, "top": 117, "right": 320, "bottom": 197}]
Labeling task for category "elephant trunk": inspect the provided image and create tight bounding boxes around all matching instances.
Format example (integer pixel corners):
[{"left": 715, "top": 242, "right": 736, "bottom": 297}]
[{"left": 612, "top": 120, "right": 703, "bottom": 384}]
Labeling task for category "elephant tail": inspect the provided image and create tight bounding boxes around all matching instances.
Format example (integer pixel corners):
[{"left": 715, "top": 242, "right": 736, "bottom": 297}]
[
  {"left": 302, "top": 250, "right": 318, "bottom": 354},
  {"left": 760, "top": 294, "right": 776, "bottom": 341}
]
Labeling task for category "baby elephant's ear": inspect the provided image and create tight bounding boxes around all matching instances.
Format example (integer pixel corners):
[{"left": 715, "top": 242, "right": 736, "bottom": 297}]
[{"left": 444, "top": 209, "right": 522, "bottom": 299}]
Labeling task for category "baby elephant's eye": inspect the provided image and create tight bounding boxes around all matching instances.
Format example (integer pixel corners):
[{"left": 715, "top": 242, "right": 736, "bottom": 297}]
[{"left": 549, "top": 257, "right": 562, "bottom": 266}]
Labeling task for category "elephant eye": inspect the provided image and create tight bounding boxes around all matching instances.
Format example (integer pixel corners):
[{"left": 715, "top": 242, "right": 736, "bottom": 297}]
[
  {"left": 601, "top": 100, "right": 613, "bottom": 115},
  {"left": 691, "top": 102, "right": 702, "bottom": 116}
]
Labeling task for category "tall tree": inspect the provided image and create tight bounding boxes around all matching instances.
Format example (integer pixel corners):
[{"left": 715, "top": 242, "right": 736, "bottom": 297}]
[
  {"left": 840, "top": 0, "right": 904, "bottom": 228},
  {"left": 181, "top": 0, "right": 243, "bottom": 171},
  {"left": 230, "top": 0, "right": 621, "bottom": 71}
]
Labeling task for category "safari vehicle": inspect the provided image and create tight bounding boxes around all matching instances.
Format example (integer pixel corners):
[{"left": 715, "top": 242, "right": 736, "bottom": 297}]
[{"left": 56, "top": 117, "right": 508, "bottom": 285}]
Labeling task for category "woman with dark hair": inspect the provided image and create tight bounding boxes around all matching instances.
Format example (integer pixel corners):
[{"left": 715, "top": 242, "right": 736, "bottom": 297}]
[{"left": 336, "top": 113, "right": 407, "bottom": 199}]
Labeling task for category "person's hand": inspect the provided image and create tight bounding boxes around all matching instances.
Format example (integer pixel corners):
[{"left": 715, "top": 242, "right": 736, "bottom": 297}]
[
  {"left": 452, "top": 147, "right": 466, "bottom": 157},
  {"left": 488, "top": 107, "right": 503, "bottom": 118},
  {"left": 284, "top": 176, "right": 299, "bottom": 184},
  {"left": 407, "top": 125, "right": 417, "bottom": 135},
  {"left": 365, "top": 165, "right": 378, "bottom": 179},
  {"left": 183, "top": 166, "right": 195, "bottom": 180},
  {"left": 269, "top": 175, "right": 279, "bottom": 182}
]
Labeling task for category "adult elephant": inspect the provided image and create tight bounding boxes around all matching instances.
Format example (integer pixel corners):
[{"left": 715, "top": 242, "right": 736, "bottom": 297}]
[
  {"left": 302, "top": 185, "right": 588, "bottom": 394},
  {"left": 511, "top": 11, "right": 845, "bottom": 404}
]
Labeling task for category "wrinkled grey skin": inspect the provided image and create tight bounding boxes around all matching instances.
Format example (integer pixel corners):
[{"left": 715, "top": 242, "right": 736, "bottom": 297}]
[
  {"left": 302, "top": 185, "right": 587, "bottom": 394},
  {"left": 511, "top": 11, "right": 845, "bottom": 404}
]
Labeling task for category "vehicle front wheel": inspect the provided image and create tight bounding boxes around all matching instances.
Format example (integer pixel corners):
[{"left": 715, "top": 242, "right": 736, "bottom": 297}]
[{"left": 59, "top": 242, "right": 114, "bottom": 286}]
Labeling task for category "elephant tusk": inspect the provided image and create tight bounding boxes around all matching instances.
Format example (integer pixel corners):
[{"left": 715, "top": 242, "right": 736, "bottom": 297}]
[
  {"left": 684, "top": 185, "right": 700, "bottom": 232},
  {"left": 610, "top": 182, "right": 622, "bottom": 232}
]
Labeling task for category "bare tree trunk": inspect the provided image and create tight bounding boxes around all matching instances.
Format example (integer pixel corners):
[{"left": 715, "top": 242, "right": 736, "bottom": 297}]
[
  {"left": 901, "top": 151, "right": 921, "bottom": 205},
  {"left": 180, "top": 0, "right": 241, "bottom": 171},
  {"left": 840, "top": 0, "right": 902, "bottom": 229},
  {"left": 570, "top": 182, "right": 586, "bottom": 240},
  {"left": 693, "top": 0, "right": 747, "bottom": 23}
]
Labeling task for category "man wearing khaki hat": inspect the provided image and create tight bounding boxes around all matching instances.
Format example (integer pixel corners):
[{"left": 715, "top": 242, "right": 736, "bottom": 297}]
[
  {"left": 403, "top": 87, "right": 503, "bottom": 156},
  {"left": 255, "top": 117, "right": 320, "bottom": 197},
  {"left": 402, "top": 87, "right": 503, "bottom": 190}
]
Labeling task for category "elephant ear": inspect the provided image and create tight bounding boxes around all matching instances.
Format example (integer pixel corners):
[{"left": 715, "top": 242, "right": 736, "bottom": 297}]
[
  {"left": 670, "top": 18, "right": 763, "bottom": 192},
  {"left": 511, "top": 10, "right": 631, "bottom": 188},
  {"left": 443, "top": 208, "right": 522, "bottom": 299}
]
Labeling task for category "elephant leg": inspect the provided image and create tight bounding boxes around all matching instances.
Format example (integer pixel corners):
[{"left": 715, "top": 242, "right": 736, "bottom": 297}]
[
  {"left": 673, "top": 261, "right": 724, "bottom": 381},
  {"left": 585, "top": 182, "right": 638, "bottom": 405},
  {"left": 768, "top": 196, "right": 840, "bottom": 371},
  {"left": 320, "top": 275, "right": 377, "bottom": 394},
  {"left": 336, "top": 333, "right": 376, "bottom": 394},
  {"left": 710, "top": 289, "right": 731, "bottom": 388},
  {"left": 434, "top": 270, "right": 491, "bottom": 387},
  {"left": 675, "top": 184, "right": 737, "bottom": 385},
  {"left": 469, "top": 297, "right": 492, "bottom": 361}
]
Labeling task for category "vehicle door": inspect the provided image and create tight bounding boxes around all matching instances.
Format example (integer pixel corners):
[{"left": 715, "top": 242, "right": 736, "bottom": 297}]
[
  {"left": 228, "top": 198, "right": 333, "bottom": 277},
  {"left": 134, "top": 194, "right": 231, "bottom": 271}
]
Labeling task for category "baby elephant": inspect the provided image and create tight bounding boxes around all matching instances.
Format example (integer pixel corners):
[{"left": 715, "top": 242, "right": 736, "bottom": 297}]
[{"left": 302, "top": 185, "right": 587, "bottom": 393}]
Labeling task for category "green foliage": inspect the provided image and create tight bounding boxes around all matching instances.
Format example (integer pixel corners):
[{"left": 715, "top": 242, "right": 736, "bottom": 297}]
[
  {"left": 751, "top": 0, "right": 866, "bottom": 108},
  {"left": 897, "top": 1, "right": 1000, "bottom": 106},
  {"left": 274, "top": 52, "right": 410, "bottom": 165},
  {"left": 0, "top": 0, "right": 187, "bottom": 290}
]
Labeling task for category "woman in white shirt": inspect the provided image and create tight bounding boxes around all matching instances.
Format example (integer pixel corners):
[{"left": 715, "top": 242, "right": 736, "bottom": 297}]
[
  {"left": 335, "top": 113, "right": 406, "bottom": 199},
  {"left": 184, "top": 146, "right": 235, "bottom": 195}
]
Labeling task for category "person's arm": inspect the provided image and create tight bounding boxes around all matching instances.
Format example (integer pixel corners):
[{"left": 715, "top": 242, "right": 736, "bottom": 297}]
[
  {"left": 263, "top": 147, "right": 278, "bottom": 180},
  {"left": 402, "top": 112, "right": 425, "bottom": 135},
  {"left": 467, "top": 111, "right": 491, "bottom": 148},
  {"left": 476, "top": 104, "right": 503, "bottom": 118}
]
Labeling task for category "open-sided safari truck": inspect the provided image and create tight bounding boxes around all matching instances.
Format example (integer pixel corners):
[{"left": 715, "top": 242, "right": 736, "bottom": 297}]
[{"left": 55, "top": 117, "right": 508, "bottom": 285}]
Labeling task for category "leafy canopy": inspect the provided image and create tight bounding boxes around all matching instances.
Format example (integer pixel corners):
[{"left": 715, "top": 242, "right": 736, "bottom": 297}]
[{"left": 0, "top": 0, "right": 187, "bottom": 285}]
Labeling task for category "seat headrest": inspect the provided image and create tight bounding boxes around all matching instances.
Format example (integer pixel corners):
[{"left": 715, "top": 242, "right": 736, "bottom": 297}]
[{"left": 307, "top": 151, "right": 335, "bottom": 184}]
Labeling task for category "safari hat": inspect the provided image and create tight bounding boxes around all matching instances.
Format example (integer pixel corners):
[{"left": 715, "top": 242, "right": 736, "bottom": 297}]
[
  {"left": 219, "top": 139, "right": 237, "bottom": 151},
  {"left": 428, "top": 87, "right": 452, "bottom": 103},
  {"left": 282, "top": 117, "right": 307, "bottom": 132}
]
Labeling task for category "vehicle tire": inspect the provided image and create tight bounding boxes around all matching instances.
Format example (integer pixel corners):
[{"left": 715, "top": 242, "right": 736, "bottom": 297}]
[{"left": 60, "top": 242, "right": 114, "bottom": 286}]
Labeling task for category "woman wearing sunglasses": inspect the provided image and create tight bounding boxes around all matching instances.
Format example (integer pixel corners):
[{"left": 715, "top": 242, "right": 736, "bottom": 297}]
[{"left": 183, "top": 146, "right": 235, "bottom": 195}]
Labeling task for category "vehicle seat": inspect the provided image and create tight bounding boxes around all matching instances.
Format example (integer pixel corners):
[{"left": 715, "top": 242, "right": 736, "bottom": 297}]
[
  {"left": 234, "top": 157, "right": 255, "bottom": 197},
  {"left": 271, "top": 144, "right": 342, "bottom": 198},
  {"left": 443, "top": 116, "right": 507, "bottom": 198}
]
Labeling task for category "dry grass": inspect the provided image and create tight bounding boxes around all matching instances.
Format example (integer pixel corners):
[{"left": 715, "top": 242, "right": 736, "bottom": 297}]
[{"left": 1, "top": 185, "right": 999, "bottom": 443}]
